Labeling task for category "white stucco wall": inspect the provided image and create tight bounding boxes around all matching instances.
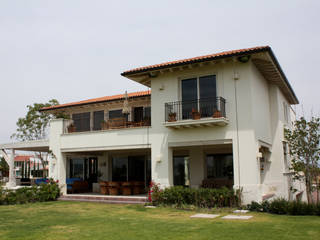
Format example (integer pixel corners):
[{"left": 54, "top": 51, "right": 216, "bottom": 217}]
[{"left": 148, "top": 61, "right": 263, "bottom": 203}]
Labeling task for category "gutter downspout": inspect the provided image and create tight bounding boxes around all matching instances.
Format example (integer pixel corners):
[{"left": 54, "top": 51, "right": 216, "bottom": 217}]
[{"left": 233, "top": 63, "right": 241, "bottom": 196}]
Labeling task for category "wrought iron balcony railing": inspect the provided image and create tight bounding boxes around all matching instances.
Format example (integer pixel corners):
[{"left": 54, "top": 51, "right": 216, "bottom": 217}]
[{"left": 165, "top": 97, "right": 226, "bottom": 122}]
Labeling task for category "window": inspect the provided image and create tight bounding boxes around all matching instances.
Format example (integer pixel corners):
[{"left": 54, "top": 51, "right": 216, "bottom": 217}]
[
  {"left": 109, "top": 109, "right": 129, "bottom": 121},
  {"left": 109, "top": 109, "right": 123, "bottom": 119},
  {"left": 206, "top": 154, "right": 233, "bottom": 179},
  {"left": 181, "top": 75, "right": 216, "bottom": 119},
  {"left": 283, "top": 141, "right": 289, "bottom": 171},
  {"left": 144, "top": 106, "right": 151, "bottom": 120},
  {"left": 133, "top": 107, "right": 144, "bottom": 122},
  {"left": 93, "top": 111, "right": 104, "bottom": 130},
  {"left": 72, "top": 112, "right": 90, "bottom": 132},
  {"left": 173, "top": 156, "right": 190, "bottom": 186},
  {"left": 283, "top": 102, "right": 290, "bottom": 123}
]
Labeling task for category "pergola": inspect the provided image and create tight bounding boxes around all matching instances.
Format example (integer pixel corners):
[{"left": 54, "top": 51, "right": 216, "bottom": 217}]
[{"left": 0, "top": 139, "right": 49, "bottom": 188}]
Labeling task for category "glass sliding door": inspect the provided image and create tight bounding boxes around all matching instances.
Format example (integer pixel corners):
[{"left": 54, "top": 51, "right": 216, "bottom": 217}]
[
  {"left": 68, "top": 157, "right": 98, "bottom": 191},
  {"left": 181, "top": 78, "right": 197, "bottom": 119},
  {"left": 69, "top": 158, "right": 85, "bottom": 179},
  {"left": 128, "top": 156, "right": 145, "bottom": 182},
  {"left": 93, "top": 111, "right": 104, "bottom": 130},
  {"left": 133, "top": 107, "right": 144, "bottom": 122},
  {"left": 112, "top": 155, "right": 151, "bottom": 186},
  {"left": 181, "top": 75, "right": 217, "bottom": 119},
  {"left": 173, "top": 156, "right": 190, "bottom": 186},
  {"left": 199, "top": 75, "right": 216, "bottom": 117},
  {"left": 112, "top": 157, "right": 127, "bottom": 181},
  {"left": 206, "top": 154, "right": 233, "bottom": 188},
  {"left": 72, "top": 112, "right": 91, "bottom": 132}
]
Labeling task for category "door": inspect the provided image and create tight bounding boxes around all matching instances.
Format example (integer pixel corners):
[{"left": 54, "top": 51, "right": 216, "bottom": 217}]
[
  {"left": 199, "top": 75, "right": 216, "bottom": 117},
  {"left": 181, "top": 78, "right": 197, "bottom": 119},
  {"left": 173, "top": 156, "right": 190, "bottom": 186},
  {"left": 181, "top": 75, "right": 217, "bottom": 119},
  {"left": 86, "top": 157, "right": 98, "bottom": 190},
  {"left": 69, "top": 157, "right": 98, "bottom": 191},
  {"left": 128, "top": 156, "right": 145, "bottom": 182},
  {"left": 134, "top": 107, "right": 144, "bottom": 122}
]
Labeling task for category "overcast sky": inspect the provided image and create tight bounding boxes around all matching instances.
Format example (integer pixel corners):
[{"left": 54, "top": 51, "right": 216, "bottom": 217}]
[{"left": 0, "top": 0, "right": 319, "bottom": 143}]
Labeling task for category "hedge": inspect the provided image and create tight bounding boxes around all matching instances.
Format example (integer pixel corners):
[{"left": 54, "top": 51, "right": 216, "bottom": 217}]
[
  {"left": 149, "top": 182, "right": 241, "bottom": 208},
  {"left": 247, "top": 198, "right": 320, "bottom": 216},
  {"left": 0, "top": 179, "right": 60, "bottom": 205}
]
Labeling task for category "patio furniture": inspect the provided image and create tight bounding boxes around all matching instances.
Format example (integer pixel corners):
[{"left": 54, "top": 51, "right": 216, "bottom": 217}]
[
  {"left": 121, "top": 181, "right": 132, "bottom": 195},
  {"left": 100, "top": 181, "right": 108, "bottom": 195},
  {"left": 72, "top": 180, "right": 89, "bottom": 193},
  {"left": 132, "top": 181, "right": 145, "bottom": 195},
  {"left": 66, "top": 178, "right": 82, "bottom": 193},
  {"left": 35, "top": 178, "right": 48, "bottom": 185},
  {"left": 108, "top": 118, "right": 126, "bottom": 129},
  {"left": 107, "top": 181, "right": 120, "bottom": 195}
]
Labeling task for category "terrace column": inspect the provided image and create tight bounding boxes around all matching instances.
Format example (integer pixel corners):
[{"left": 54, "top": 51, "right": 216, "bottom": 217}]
[{"left": 1, "top": 149, "right": 16, "bottom": 188}]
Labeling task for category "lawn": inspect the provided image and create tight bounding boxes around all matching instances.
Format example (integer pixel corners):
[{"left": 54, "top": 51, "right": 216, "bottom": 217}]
[{"left": 0, "top": 201, "right": 319, "bottom": 240}]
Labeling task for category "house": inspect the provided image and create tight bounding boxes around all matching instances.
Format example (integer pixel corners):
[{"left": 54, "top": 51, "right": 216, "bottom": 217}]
[
  {"left": 0, "top": 46, "right": 300, "bottom": 203},
  {"left": 14, "top": 155, "right": 48, "bottom": 179}
]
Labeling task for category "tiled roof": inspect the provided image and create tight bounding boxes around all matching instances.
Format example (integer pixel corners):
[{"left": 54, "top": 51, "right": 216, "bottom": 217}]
[
  {"left": 40, "top": 90, "right": 151, "bottom": 111},
  {"left": 14, "top": 155, "right": 32, "bottom": 162},
  {"left": 121, "top": 46, "right": 270, "bottom": 75}
]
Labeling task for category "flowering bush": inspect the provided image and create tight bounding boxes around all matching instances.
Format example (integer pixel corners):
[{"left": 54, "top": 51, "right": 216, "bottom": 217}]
[
  {"left": 0, "top": 178, "right": 60, "bottom": 205},
  {"left": 148, "top": 181, "right": 163, "bottom": 204}
]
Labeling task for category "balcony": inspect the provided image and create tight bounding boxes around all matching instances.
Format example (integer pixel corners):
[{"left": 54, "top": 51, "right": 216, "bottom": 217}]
[
  {"left": 64, "top": 118, "right": 151, "bottom": 134},
  {"left": 164, "top": 97, "right": 228, "bottom": 129}
]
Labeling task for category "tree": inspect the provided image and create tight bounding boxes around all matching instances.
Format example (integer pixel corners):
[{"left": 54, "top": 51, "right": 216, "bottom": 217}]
[
  {"left": 284, "top": 116, "right": 320, "bottom": 204},
  {"left": 11, "top": 99, "right": 60, "bottom": 177},
  {"left": 0, "top": 157, "right": 9, "bottom": 178}
]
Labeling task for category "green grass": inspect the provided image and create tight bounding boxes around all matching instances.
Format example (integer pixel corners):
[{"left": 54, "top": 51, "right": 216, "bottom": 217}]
[{"left": 0, "top": 201, "right": 319, "bottom": 240}]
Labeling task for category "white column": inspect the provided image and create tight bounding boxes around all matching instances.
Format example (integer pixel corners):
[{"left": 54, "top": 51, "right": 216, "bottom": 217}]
[{"left": 2, "top": 149, "right": 16, "bottom": 188}]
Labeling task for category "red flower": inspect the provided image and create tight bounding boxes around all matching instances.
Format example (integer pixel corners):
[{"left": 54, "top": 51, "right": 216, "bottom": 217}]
[
  {"left": 46, "top": 179, "right": 49, "bottom": 183},
  {"left": 56, "top": 180, "right": 59, "bottom": 183}
]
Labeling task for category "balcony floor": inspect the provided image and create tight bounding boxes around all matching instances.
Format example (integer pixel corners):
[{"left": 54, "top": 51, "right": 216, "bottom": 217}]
[{"left": 163, "top": 117, "right": 229, "bottom": 129}]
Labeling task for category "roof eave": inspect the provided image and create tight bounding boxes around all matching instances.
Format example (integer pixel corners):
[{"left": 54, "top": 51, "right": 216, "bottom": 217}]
[{"left": 121, "top": 47, "right": 271, "bottom": 76}]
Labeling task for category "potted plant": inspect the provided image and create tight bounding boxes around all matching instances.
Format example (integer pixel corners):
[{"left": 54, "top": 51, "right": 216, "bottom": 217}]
[
  {"left": 68, "top": 123, "right": 76, "bottom": 133},
  {"left": 213, "top": 110, "right": 222, "bottom": 118},
  {"left": 168, "top": 112, "right": 177, "bottom": 122},
  {"left": 191, "top": 108, "right": 201, "bottom": 120}
]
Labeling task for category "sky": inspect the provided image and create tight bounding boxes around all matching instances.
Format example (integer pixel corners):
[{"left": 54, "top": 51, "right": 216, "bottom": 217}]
[{"left": 0, "top": 0, "right": 319, "bottom": 143}]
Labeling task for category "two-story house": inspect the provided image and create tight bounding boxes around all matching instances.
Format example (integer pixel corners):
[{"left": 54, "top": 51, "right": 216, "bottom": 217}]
[{"left": 1, "top": 46, "right": 299, "bottom": 203}]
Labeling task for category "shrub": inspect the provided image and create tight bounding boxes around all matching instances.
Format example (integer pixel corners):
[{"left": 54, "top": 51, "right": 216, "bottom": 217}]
[
  {"left": 269, "top": 198, "right": 289, "bottom": 214},
  {"left": 247, "top": 201, "right": 262, "bottom": 212},
  {"left": 247, "top": 198, "right": 320, "bottom": 216},
  {"left": 149, "top": 183, "right": 240, "bottom": 208},
  {"left": 0, "top": 178, "right": 60, "bottom": 205}
]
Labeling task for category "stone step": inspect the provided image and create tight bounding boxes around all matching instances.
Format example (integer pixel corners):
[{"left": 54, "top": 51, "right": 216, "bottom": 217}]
[{"left": 58, "top": 194, "right": 148, "bottom": 204}]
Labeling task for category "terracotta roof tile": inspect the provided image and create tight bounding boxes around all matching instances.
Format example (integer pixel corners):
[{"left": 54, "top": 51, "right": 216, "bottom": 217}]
[
  {"left": 41, "top": 90, "right": 151, "bottom": 111},
  {"left": 14, "top": 155, "right": 32, "bottom": 162},
  {"left": 121, "top": 46, "right": 270, "bottom": 75}
]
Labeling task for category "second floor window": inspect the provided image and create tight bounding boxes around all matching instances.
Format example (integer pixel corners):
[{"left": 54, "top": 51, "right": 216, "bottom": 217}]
[
  {"left": 181, "top": 75, "right": 216, "bottom": 119},
  {"left": 72, "top": 112, "right": 90, "bottom": 132},
  {"left": 93, "top": 111, "right": 104, "bottom": 130},
  {"left": 109, "top": 109, "right": 124, "bottom": 119}
]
